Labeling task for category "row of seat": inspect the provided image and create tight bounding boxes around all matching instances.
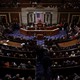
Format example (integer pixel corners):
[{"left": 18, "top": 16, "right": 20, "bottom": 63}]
[{"left": 0, "top": 37, "right": 80, "bottom": 79}]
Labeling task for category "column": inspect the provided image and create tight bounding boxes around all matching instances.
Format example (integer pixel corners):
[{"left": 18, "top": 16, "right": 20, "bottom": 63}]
[
  {"left": 52, "top": 11, "right": 57, "bottom": 24},
  {"left": 68, "top": 13, "right": 70, "bottom": 23},
  {"left": 8, "top": 13, "right": 11, "bottom": 23},
  {"left": 19, "top": 12, "right": 21, "bottom": 26},
  {"left": 22, "top": 11, "right": 28, "bottom": 24}
]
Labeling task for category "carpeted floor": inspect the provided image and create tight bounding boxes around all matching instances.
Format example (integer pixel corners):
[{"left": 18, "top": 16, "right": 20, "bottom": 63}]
[{"left": 6, "top": 29, "right": 66, "bottom": 45}]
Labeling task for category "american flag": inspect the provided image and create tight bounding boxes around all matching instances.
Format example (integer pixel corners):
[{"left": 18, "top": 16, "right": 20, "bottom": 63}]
[{"left": 37, "top": 13, "right": 40, "bottom": 18}]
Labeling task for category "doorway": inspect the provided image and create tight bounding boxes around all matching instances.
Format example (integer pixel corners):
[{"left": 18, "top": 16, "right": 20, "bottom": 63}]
[{"left": 0, "top": 15, "right": 7, "bottom": 24}]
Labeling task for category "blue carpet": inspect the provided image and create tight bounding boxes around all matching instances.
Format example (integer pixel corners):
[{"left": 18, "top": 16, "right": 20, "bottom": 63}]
[{"left": 6, "top": 29, "right": 66, "bottom": 45}]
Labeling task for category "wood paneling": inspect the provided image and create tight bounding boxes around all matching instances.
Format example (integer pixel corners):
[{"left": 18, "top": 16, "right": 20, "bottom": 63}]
[
  {"left": 69, "top": 13, "right": 80, "bottom": 23},
  {"left": 0, "top": 8, "right": 21, "bottom": 12},
  {"left": 20, "top": 28, "right": 59, "bottom": 36},
  {"left": 0, "top": 13, "right": 9, "bottom": 23},
  {"left": 10, "top": 13, "right": 19, "bottom": 23},
  {"left": 58, "top": 8, "right": 80, "bottom": 12},
  {"left": 58, "top": 39, "right": 78, "bottom": 47},
  {"left": 0, "top": 40, "right": 22, "bottom": 48},
  {"left": 59, "top": 13, "right": 68, "bottom": 23}
]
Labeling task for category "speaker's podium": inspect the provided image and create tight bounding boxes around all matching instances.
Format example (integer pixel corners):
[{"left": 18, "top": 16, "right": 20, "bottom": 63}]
[
  {"left": 37, "top": 22, "right": 43, "bottom": 30},
  {"left": 37, "top": 22, "right": 43, "bottom": 27},
  {"left": 36, "top": 19, "right": 46, "bottom": 29},
  {"left": 37, "top": 34, "right": 44, "bottom": 40},
  {"left": 35, "top": 20, "right": 45, "bottom": 39}
]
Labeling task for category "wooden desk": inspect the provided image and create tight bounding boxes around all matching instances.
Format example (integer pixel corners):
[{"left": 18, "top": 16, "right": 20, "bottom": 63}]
[
  {"left": 20, "top": 28, "right": 59, "bottom": 36},
  {"left": 37, "top": 34, "right": 44, "bottom": 40},
  {"left": 37, "top": 22, "right": 43, "bottom": 27},
  {"left": 27, "top": 26, "right": 57, "bottom": 30},
  {"left": 0, "top": 40, "right": 22, "bottom": 48},
  {"left": 58, "top": 39, "right": 79, "bottom": 47}
]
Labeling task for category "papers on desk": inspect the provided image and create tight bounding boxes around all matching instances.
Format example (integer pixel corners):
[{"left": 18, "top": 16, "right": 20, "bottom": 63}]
[
  {"left": 3, "top": 43, "right": 8, "bottom": 45},
  {"left": 21, "top": 43, "right": 25, "bottom": 46},
  {"left": 6, "top": 40, "right": 9, "bottom": 42},
  {"left": 31, "top": 25, "right": 33, "bottom": 28}
]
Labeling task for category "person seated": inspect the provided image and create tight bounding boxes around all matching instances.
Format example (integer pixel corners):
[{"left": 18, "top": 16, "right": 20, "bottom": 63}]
[
  {"left": 19, "top": 54, "right": 24, "bottom": 58},
  {"left": 19, "top": 63, "right": 26, "bottom": 69},
  {"left": 26, "top": 61, "right": 34, "bottom": 69},
  {"left": 0, "top": 49, "right": 3, "bottom": 56},
  {"left": 77, "top": 50, "right": 80, "bottom": 55},
  {"left": 51, "top": 61, "right": 59, "bottom": 68},
  {"left": 71, "top": 60, "right": 78, "bottom": 66},
  {"left": 11, "top": 62, "right": 17, "bottom": 68},
  {"left": 65, "top": 52, "right": 69, "bottom": 57},
  {"left": 3, "top": 61, "right": 10, "bottom": 68},
  {"left": 3, "top": 74, "right": 11, "bottom": 80},
  {"left": 52, "top": 52, "right": 56, "bottom": 58},
  {"left": 12, "top": 74, "right": 21, "bottom": 80},
  {"left": 37, "top": 20, "right": 43, "bottom": 29},
  {"left": 70, "top": 51, "right": 75, "bottom": 57},
  {"left": 49, "top": 47, "right": 54, "bottom": 53},
  {"left": 27, "top": 76, "right": 32, "bottom": 80}
]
